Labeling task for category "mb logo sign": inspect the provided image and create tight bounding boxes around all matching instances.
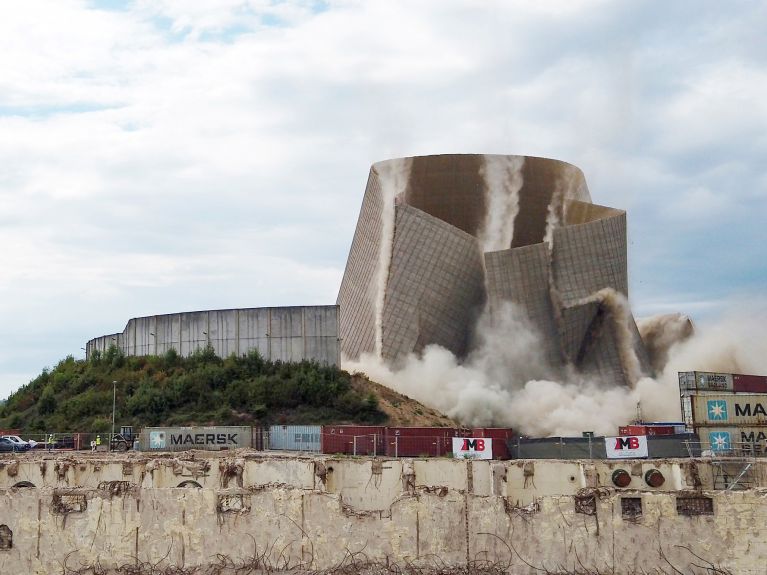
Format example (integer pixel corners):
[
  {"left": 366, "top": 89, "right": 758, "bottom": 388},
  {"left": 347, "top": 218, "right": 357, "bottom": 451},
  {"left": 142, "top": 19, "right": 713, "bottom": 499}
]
[
  {"left": 605, "top": 435, "right": 648, "bottom": 459},
  {"left": 452, "top": 437, "right": 493, "bottom": 460}
]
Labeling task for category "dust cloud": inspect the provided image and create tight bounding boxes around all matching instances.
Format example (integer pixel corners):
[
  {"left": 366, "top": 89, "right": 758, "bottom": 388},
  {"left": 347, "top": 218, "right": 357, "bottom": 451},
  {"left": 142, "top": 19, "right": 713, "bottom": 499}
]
[
  {"left": 344, "top": 300, "right": 767, "bottom": 437},
  {"left": 351, "top": 156, "right": 766, "bottom": 437},
  {"left": 478, "top": 156, "right": 524, "bottom": 252}
]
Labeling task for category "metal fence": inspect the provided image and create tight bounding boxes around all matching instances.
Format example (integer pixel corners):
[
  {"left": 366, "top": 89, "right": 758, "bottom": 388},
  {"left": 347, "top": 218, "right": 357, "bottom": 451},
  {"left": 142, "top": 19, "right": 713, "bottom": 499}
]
[{"left": 509, "top": 434, "right": 705, "bottom": 460}]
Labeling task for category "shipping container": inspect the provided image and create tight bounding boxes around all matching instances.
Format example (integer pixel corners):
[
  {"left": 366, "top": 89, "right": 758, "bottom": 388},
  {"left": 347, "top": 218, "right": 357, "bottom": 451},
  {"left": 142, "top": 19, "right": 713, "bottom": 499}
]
[
  {"left": 683, "top": 394, "right": 767, "bottom": 427},
  {"left": 732, "top": 374, "right": 767, "bottom": 394},
  {"left": 384, "top": 427, "right": 459, "bottom": 457},
  {"left": 471, "top": 428, "right": 514, "bottom": 459},
  {"left": 321, "top": 425, "right": 385, "bottom": 455},
  {"left": 140, "top": 426, "right": 252, "bottom": 451},
  {"left": 678, "top": 371, "right": 733, "bottom": 393},
  {"left": 678, "top": 371, "right": 767, "bottom": 394},
  {"left": 268, "top": 425, "right": 321, "bottom": 452},
  {"left": 618, "top": 425, "right": 676, "bottom": 437},
  {"left": 697, "top": 427, "right": 767, "bottom": 454}
]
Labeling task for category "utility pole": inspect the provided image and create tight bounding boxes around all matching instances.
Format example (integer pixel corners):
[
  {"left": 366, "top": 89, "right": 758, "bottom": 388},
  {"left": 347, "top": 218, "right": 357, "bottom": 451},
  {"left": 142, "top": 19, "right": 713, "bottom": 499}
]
[{"left": 112, "top": 380, "right": 117, "bottom": 451}]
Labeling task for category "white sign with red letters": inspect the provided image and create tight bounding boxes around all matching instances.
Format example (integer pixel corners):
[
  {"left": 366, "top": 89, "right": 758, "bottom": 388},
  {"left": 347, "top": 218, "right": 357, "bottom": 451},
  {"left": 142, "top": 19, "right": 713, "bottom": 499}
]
[
  {"left": 452, "top": 437, "right": 493, "bottom": 459},
  {"left": 605, "top": 435, "right": 648, "bottom": 459}
]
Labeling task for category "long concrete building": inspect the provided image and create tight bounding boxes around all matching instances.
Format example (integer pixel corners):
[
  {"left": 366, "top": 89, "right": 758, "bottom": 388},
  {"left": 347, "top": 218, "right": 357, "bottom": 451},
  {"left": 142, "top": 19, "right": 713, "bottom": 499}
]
[
  {"left": 86, "top": 305, "right": 340, "bottom": 366},
  {"left": 338, "top": 154, "right": 650, "bottom": 386}
]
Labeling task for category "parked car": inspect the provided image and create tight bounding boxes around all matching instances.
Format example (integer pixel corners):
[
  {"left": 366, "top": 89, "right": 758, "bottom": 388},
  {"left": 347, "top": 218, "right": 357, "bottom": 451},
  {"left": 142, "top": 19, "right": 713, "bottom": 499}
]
[
  {"left": 2, "top": 435, "right": 33, "bottom": 449},
  {"left": 0, "top": 437, "right": 29, "bottom": 452}
]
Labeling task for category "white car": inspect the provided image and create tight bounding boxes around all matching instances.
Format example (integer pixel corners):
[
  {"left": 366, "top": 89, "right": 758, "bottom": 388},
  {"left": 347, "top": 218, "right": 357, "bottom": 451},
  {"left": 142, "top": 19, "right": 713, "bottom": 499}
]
[{"left": 2, "top": 435, "right": 33, "bottom": 448}]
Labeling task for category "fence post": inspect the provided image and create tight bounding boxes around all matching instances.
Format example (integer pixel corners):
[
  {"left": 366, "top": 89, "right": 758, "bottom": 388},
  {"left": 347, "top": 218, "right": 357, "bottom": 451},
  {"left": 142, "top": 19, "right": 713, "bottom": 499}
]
[{"left": 353, "top": 436, "right": 357, "bottom": 456}]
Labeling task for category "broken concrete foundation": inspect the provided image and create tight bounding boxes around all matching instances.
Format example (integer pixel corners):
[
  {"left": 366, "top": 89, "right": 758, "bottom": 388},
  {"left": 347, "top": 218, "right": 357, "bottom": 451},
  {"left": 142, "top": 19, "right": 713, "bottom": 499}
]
[{"left": 0, "top": 452, "right": 764, "bottom": 573}]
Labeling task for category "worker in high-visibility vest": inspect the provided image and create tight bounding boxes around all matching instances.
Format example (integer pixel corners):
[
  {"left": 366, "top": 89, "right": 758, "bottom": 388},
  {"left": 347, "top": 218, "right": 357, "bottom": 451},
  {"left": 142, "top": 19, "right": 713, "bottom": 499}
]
[
  {"left": 95, "top": 435, "right": 101, "bottom": 448},
  {"left": 48, "top": 434, "right": 54, "bottom": 451}
]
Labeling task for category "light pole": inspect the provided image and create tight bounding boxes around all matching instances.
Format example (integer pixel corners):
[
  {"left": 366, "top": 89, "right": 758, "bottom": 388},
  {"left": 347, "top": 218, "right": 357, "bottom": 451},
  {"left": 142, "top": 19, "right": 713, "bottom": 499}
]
[{"left": 111, "top": 380, "right": 117, "bottom": 451}]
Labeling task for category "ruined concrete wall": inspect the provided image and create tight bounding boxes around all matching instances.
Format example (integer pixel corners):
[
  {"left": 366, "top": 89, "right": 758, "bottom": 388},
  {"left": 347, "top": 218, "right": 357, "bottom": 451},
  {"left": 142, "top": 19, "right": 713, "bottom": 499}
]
[{"left": 0, "top": 454, "right": 764, "bottom": 573}]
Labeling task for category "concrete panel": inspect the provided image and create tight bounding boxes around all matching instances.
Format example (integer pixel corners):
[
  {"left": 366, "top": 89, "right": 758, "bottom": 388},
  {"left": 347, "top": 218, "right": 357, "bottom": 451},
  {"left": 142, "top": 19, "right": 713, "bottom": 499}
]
[
  {"left": 552, "top": 211, "right": 629, "bottom": 306},
  {"left": 238, "top": 307, "right": 271, "bottom": 358},
  {"left": 485, "top": 243, "right": 561, "bottom": 365},
  {"left": 154, "top": 314, "right": 180, "bottom": 355},
  {"left": 337, "top": 170, "right": 383, "bottom": 359},
  {"left": 208, "top": 309, "right": 238, "bottom": 358},
  {"left": 179, "top": 312, "right": 209, "bottom": 356},
  {"left": 382, "top": 205, "right": 486, "bottom": 362},
  {"left": 270, "top": 307, "right": 304, "bottom": 338},
  {"left": 304, "top": 305, "right": 339, "bottom": 337},
  {"left": 560, "top": 301, "right": 600, "bottom": 363}
]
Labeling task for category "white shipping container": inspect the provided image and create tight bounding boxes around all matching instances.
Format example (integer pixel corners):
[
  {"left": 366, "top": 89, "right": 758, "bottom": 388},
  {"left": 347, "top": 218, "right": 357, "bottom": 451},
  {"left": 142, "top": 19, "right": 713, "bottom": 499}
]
[
  {"left": 698, "top": 427, "right": 767, "bottom": 453},
  {"left": 678, "top": 371, "right": 733, "bottom": 393},
  {"left": 686, "top": 394, "right": 767, "bottom": 426}
]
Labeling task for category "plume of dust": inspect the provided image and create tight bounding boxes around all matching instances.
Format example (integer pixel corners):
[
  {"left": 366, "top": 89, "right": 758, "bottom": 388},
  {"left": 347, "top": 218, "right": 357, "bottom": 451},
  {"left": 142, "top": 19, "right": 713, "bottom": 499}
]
[
  {"left": 346, "top": 296, "right": 767, "bottom": 437},
  {"left": 636, "top": 301, "right": 767, "bottom": 421},
  {"left": 371, "top": 158, "right": 412, "bottom": 357},
  {"left": 477, "top": 156, "right": 524, "bottom": 252},
  {"left": 344, "top": 302, "right": 643, "bottom": 436},
  {"left": 543, "top": 164, "right": 589, "bottom": 245},
  {"left": 575, "top": 288, "right": 645, "bottom": 385},
  {"left": 636, "top": 313, "right": 694, "bottom": 374}
]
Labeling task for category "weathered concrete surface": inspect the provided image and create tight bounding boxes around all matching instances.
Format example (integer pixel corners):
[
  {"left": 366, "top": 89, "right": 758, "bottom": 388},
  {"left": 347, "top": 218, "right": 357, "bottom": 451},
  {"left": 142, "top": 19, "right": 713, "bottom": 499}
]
[{"left": 0, "top": 452, "right": 765, "bottom": 573}]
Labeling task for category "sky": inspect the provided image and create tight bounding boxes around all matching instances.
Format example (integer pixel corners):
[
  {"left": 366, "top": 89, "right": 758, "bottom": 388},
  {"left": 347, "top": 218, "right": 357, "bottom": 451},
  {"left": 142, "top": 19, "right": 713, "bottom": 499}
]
[{"left": 0, "top": 0, "right": 765, "bottom": 399}]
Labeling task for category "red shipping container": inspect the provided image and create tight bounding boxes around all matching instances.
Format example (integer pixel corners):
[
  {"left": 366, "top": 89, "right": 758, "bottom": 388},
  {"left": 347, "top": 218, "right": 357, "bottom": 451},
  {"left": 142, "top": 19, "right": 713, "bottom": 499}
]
[
  {"left": 618, "top": 425, "right": 675, "bottom": 437},
  {"left": 618, "top": 425, "right": 647, "bottom": 436},
  {"left": 321, "top": 426, "right": 385, "bottom": 456},
  {"left": 645, "top": 425, "right": 675, "bottom": 436},
  {"left": 471, "top": 428, "right": 514, "bottom": 459},
  {"left": 733, "top": 374, "right": 767, "bottom": 394},
  {"left": 385, "top": 427, "right": 459, "bottom": 457}
]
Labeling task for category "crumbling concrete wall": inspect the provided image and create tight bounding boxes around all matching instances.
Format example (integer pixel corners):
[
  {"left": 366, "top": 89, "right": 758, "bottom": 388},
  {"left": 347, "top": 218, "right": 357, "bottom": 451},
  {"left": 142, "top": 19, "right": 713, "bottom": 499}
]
[{"left": 0, "top": 454, "right": 764, "bottom": 573}]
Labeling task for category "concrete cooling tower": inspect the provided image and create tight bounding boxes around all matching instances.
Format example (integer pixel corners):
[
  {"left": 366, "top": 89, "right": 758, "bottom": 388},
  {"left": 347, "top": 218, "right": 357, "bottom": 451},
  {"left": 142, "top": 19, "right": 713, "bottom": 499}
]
[{"left": 337, "top": 154, "right": 651, "bottom": 388}]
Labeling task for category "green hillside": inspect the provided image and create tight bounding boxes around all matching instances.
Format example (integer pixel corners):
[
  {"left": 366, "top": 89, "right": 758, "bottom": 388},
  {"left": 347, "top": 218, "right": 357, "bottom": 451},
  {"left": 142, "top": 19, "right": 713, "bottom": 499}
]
[{"left": 0, "top": 346, "right": 386, "bottom": 433}]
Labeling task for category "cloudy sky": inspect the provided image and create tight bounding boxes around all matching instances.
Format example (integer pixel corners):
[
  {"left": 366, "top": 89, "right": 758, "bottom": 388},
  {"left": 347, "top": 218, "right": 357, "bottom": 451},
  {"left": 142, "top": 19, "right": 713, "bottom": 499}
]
[{"left": 1, "top": 0, "right": 765, "bottom": 398}]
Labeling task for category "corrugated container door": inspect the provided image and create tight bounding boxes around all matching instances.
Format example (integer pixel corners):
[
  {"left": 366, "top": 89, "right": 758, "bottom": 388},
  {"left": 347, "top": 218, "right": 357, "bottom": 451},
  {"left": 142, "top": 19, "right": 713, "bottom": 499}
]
[
  {"left": 321, "top": 426, "right": 385, "bottom": 455},
  {"left": 733, "top": 374, "right": 767, "bottom": 394},
  {"left": 268, "top": 425, "right": 321, "bottom": 452}
]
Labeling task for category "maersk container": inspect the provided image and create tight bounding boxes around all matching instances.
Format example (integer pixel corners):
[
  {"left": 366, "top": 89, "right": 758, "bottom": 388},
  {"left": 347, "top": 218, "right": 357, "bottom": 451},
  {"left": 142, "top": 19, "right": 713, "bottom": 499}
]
[
  {"left": 321, "top": 425, "right": 385, "bottom": 455},
  {"left": 268, "top": 425, "right": 321, "bottom": 452},
  {"left": 685, "top": 394, "right": 767, "bottom": 427},
  {"left": 679, "top": 371, "right": 767, "bottom": 394},
  {"left": 698, "top": 427, "right": 767, "bottom": 453},
  {"left": 678, "top": 371, "right": 733, "bottom": 393},
  {"left": 142, "top": 426, "right": 252, "bottom": 451}
]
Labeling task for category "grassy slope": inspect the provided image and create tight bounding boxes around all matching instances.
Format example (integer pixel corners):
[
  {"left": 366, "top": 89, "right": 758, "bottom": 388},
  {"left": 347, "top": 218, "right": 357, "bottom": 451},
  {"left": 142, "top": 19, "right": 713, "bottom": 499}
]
[{"left": 0, "top": 346, "right": 456, "bottom": 433}]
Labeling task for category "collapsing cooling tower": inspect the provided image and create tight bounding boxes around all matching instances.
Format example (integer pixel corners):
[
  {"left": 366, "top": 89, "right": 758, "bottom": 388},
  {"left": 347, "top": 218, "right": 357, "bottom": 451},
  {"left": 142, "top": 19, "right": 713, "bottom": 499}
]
[{"left": 337, "top": 154, "right": 651, "bottom": 387}]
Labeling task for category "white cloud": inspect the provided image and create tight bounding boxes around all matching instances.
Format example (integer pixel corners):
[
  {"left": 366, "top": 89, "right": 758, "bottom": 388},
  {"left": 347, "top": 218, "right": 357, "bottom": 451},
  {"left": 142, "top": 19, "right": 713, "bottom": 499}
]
[{"left": 0, "top": 0, "right": 765, "bottom": 398}]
